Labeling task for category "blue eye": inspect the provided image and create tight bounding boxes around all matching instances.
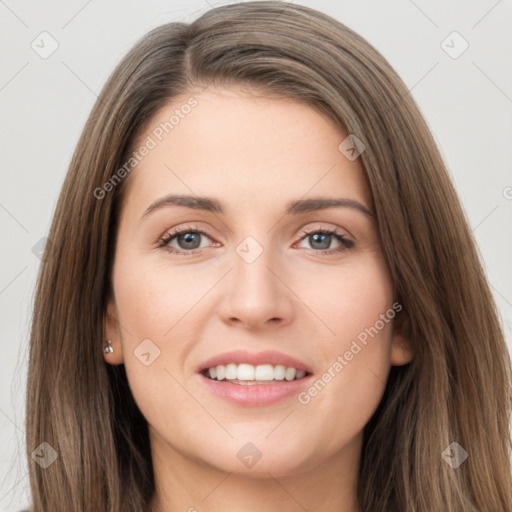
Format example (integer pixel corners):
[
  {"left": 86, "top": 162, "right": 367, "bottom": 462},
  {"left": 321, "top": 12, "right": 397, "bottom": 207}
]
[
  {"left": 158, "top": 225, "right": 354, "bottom": 256},
  {"left": 158, "top": 225, "right": 213, "bottom": 255},
  {"left": 296, "top": 228, "right": 354, "bottom": 254}
]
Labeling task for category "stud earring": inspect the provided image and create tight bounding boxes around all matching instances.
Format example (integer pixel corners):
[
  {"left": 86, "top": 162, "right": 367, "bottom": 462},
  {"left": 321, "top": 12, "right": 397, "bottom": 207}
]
[{"left": 103, "top": 339, "right": 114, "bottom": 354}]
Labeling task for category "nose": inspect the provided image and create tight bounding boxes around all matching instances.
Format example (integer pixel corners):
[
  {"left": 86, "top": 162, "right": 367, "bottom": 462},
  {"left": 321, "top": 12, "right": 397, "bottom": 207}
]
[{"left": 218, "top": 242, "right": 295, "bottom": 331}]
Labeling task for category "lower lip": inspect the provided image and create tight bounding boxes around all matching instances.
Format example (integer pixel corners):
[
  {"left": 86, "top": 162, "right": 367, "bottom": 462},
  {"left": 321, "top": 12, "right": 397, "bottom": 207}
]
[{"left": 197, "top": 373, "right": 313, "bottom": 406}]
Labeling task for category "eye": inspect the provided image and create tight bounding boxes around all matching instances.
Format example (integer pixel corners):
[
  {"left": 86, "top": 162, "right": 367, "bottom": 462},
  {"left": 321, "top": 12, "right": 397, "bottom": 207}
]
[
  {"left": 295, "top": 226, "right": 354, "bottom": 255},
  {"left": 158, "top": 224, "right": 354, "bottom": 256},
  {"left": 158, "top": 224, "right": 217, "bottom": 255}
]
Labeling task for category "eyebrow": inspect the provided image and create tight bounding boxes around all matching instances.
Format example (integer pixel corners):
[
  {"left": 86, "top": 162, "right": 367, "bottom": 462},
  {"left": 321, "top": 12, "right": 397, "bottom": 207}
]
[{"left": 141, "top": 194, "right": 374, "bottom": 220}]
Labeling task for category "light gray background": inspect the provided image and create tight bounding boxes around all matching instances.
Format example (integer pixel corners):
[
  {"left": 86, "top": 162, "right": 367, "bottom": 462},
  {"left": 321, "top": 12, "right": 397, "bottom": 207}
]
[{"left": 1, "top": 0, "right": 511, "bottom": 509}]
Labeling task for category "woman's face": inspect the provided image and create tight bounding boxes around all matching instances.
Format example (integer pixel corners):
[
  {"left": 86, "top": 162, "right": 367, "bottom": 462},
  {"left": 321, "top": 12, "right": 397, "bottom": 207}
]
[{"left": 105, "top": 86, "right": 413, "bottom": 478}]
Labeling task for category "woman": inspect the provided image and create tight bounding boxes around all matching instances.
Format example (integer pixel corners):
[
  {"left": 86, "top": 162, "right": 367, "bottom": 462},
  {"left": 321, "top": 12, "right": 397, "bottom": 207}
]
[{"left": 25, "top": 1, "right": 512, "bottom": 511}]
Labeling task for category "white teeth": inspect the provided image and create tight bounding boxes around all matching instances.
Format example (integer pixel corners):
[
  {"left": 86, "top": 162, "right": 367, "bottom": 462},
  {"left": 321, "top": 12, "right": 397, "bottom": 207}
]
[
  {"left": 255, "top": 364, "right": 274, "bottom": 381},
  {"left": 237, "top": 363, "right": 255, "bottom": 380},
  {"left": 206, "top": 363, "right": 307, "bottom": 382},
  {"left": 216, "top": 365, "right": 226, "bottom": 381},
  {"left": 284, "top": 367, "right": 296, "bottom": 381},
  {"left": 225, "top": 363, "right": 237, "bottom": 380},
  {"left": 273, "top": 365, "right": 286, "bottom": 380}
]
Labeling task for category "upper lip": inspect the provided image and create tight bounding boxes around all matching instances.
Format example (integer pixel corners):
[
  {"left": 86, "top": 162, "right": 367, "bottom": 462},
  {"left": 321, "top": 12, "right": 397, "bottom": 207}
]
[{"left": 198, "top": 349, "right": 312, "bottom": 374}]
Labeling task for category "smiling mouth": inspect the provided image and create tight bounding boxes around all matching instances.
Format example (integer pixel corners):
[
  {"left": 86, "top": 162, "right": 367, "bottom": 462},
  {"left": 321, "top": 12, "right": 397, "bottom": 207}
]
[{"left": 200, "top": 363, "right": 311, "bottom": 385}]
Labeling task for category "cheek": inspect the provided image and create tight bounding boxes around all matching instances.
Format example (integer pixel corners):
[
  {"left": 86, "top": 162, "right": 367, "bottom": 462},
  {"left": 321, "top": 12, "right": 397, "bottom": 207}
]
[
  {"left": 302, "top": 251, "right": 394, "bottom": 350},
  {"left": 111, "top": 250, "right": 217, "bottom": 393},
  {"left": 113, "top": 254, "right": 193, "bottom": 343},
  {"left": 111, "top": 257, "right": 196, "bottom": 429},
  {"left": 296, "top": 255, "right": 394, "bottom": 433}
]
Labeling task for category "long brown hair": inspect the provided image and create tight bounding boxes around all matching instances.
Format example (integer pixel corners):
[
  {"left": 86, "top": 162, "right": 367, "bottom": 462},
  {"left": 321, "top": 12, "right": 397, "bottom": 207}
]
[{"left": 26, "top": 2, "right": 512, "bottom": 510}]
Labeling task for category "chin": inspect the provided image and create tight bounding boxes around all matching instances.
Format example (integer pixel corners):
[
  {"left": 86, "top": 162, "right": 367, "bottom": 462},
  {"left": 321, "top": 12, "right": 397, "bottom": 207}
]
[{"left": 196, "top": 438, "right": 321, "bottom": 478}]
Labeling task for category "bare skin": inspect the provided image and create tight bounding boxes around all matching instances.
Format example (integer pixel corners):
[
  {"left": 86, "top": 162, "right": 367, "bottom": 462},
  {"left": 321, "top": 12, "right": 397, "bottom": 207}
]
[{"left": 104, "top": 86, "right": 414, "bottom": 512}]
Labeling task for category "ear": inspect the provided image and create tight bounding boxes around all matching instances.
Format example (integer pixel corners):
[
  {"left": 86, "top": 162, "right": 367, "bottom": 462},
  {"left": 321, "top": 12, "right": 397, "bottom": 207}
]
[
  {"left": 103, "top": 296, "right": 124, "bottom": 365},
  {"left": 390, "top": 309, "right": 414, "bottom": 366}
]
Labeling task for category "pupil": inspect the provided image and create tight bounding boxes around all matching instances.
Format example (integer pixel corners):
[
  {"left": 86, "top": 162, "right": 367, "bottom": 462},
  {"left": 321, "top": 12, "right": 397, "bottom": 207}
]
[
  {"left": 179, "top": 232, "right": 200, "bottom": 249},
  {"left": 311, "top": 233, "right": 330, "bottom": 250}
]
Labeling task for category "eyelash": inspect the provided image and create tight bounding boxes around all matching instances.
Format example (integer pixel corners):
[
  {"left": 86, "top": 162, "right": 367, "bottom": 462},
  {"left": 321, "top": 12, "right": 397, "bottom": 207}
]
[{"left": 158, "top": 223, "right": 354, "bottom": 257}]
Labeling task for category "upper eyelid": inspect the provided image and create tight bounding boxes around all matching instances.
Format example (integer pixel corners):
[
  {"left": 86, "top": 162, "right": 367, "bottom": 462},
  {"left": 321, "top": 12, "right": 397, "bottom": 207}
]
[{"left": 159, "top": 223, "right": 352, "bottom": 246}]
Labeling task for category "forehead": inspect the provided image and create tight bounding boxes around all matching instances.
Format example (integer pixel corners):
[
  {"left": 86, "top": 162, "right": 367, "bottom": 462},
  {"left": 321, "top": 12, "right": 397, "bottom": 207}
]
[{"left": 121, "top": 86, "right": 372, "bottom": 218}]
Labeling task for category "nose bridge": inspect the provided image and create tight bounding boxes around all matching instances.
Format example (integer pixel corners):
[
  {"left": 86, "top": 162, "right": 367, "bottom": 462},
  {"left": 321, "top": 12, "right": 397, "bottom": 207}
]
[
  {"left": 233, "top": 233, "right": 280, "bottom": 302},
  {"left": 221, "top": 232, "right": 293, "bottom": 327}
]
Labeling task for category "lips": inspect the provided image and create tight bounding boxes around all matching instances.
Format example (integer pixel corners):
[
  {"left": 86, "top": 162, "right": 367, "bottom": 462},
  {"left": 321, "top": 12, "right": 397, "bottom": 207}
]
[
  {"left": 197, "top": 349, "right": 312, "bottom": 374},
  {"left": 196, "top": 349, "right": 314, "bottom": 405}
]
